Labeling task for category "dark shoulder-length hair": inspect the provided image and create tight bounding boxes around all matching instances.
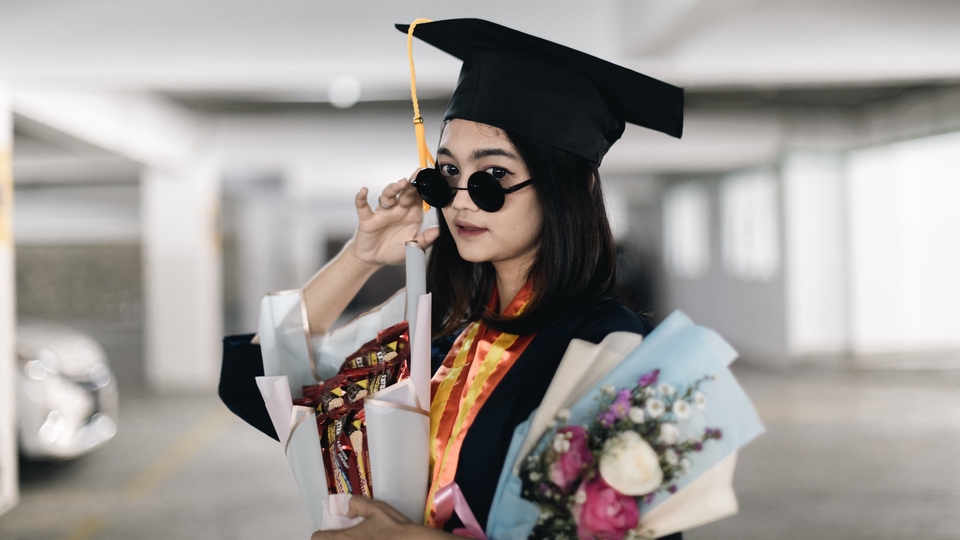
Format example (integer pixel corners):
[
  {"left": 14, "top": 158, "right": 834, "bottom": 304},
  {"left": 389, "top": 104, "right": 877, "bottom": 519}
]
[{"left": 428, "top": 127, "right": 623, "bottom": 338}]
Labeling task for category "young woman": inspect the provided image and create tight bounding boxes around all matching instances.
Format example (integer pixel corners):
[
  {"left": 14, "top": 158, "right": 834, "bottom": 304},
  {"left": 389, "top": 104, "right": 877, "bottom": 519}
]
[{"left": 219, "top": 18, "right": 684, "bottom": 540}]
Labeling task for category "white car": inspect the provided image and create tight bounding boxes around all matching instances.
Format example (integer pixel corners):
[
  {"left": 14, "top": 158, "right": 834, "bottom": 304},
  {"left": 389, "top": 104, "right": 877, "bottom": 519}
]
[{"left": 16, "top": 320, "right": 119, "bottom": 459}]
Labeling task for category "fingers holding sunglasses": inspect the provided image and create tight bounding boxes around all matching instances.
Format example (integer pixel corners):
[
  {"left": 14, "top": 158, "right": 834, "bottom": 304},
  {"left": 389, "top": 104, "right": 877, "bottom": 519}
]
[
  {"left": 376, "top": 177, "right": 421, "bottom": 212},
  {"left": 376, "top": 180, "right": 404, "bottom": 211},
  {"left": 397, "top": 169, "right": 426, "bottom": 207}
]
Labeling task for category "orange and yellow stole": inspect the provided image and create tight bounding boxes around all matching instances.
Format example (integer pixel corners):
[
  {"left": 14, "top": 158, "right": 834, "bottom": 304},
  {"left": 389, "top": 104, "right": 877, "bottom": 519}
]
[{"left": 425, "top": 280, "right": 537, "bottom": 528}]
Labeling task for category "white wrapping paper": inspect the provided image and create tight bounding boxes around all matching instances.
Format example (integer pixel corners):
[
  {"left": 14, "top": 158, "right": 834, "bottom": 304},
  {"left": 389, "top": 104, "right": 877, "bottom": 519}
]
[
  {"left": 364, "top": 378, "right": 430, "bottom": 522},
  {"left": 404, "top": 242, "right": 427, "bottom": 343},
  {"left": 259, "top": 290, "right": 315, "bottom": 398},
  {"left": 309, "top": 291, "right": 406, "bottom": 381},
  {"left": 255, "top": 375, "right": 362, "bottom": 530},
  {"left": 410, "top": 293, "right": 432, "bottom": 414}
]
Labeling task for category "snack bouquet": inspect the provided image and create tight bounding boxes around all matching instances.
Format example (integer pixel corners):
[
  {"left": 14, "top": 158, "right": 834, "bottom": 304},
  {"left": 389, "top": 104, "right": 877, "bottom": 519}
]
[
  {"left": 292, "top": 321, "right": 411, "bottom": 498},
  {"left": 484, "top": 311, "right": 766, "bottom": 540},
  {"left": 255, "top": 244, "right": 431, "bottom": 530}
]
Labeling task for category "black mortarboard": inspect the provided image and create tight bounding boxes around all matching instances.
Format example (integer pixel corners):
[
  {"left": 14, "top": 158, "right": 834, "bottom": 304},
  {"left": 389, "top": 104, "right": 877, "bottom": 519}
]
[{"left": 396, "top": 18, "right": 684, "bottom": 164}]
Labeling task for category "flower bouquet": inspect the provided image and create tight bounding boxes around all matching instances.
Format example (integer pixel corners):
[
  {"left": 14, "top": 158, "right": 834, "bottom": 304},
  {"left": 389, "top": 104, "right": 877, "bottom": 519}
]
[{"left": 484, "top": 311, "right": 765, "bottom": 540}]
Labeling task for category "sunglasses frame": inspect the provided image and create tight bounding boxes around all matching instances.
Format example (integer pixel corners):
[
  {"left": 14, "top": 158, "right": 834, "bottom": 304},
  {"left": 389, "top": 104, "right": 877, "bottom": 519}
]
[{"left": 412, "top": 168, "right": 534, "bottom": 212}]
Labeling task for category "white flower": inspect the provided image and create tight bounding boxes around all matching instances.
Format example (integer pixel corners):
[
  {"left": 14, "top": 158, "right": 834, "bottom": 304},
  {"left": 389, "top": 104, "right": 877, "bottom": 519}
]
[
  {"left": 643, "top": 387, "right": 656, "bottom": 398},
  {"left": 598, "top": 431, "right": 663, "bottom": 496},
  {"left": 664, "top": 448, "right": 679, "bottom": 466},
  {"left": 602, "top": 383, "right": 616, "bottom": 395},
  {"left": 552, "top": 433, "right": 571, "bottom": 454},
  {"left": 628, "top": 406, "right": 646, "bottom": 424},
  {"left": 685, "top": 435, "right": 698, "bottom": 445},
  {"left": 659, "top": 423, "right": 680, "bottom": 445},
  {"left": 658, "top": 383, "right": 676, "bottom": 396},
  {"left": 529, "top": 471, "right": 542, "bottom": 482},
  {"left": 556, "top": 408, "right": 570, "bottom": 421},
  {"left": 672, "top": 400, "right": 691, "bottom": 419},
  {"left": 694, "top": 391, "right": 707, "bottom": 410},
  {"left": 679, "top": 457, "right": 692, "bottom": 474},
  {"left": 574, "top": 489, "right": 587, "bottom": 505},
  {"left": 645, "top": 399, "right": 665, "bottom": 419}
]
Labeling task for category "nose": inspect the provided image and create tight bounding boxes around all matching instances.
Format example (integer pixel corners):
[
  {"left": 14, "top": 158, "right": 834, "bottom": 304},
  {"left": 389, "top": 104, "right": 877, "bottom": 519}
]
[{"left": 449, "top": 181, "right": 477, "bottom": 211}]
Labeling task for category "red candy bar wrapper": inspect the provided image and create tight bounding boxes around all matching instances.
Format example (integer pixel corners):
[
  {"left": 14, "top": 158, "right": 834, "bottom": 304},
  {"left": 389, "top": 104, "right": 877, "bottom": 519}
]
[{"left": 295, "top": 321, "right": 410, "bottom": 497}]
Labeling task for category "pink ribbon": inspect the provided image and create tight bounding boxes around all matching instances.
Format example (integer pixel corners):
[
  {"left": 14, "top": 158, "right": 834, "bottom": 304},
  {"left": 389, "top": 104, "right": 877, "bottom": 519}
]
[{"left": 434, "top": 483, "right": 488, "bottom": 540}]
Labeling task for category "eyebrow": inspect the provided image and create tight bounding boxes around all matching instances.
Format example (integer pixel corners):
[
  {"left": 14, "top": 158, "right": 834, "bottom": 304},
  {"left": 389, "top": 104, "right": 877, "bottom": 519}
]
[{"left": 436, "top": 147, "right": 519, "bottom": 162}]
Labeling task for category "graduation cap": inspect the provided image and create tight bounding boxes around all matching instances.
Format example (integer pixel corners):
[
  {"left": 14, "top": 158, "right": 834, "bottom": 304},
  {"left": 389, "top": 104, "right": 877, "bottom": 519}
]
[{"left": 396, "top": 18, "right": 683, "bottom": 165}]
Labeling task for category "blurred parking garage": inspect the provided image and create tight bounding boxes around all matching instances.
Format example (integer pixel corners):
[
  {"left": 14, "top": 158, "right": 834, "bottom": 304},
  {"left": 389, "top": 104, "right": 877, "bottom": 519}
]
[{"left": 1, "top": 1, "right": 959, "bottom": 539}]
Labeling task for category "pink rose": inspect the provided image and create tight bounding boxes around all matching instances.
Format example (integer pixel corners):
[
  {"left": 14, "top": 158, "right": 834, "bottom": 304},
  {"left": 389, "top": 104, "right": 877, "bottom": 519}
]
[
  {"left": 549, "top": 426, "right": 593, "bottom": 492},
  {"left": 573, "top": 477, "right": 640, "bottom": 540}
]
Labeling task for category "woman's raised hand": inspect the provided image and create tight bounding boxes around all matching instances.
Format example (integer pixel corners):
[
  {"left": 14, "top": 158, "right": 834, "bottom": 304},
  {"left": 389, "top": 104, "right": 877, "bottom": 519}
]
[
  {"left": 300, "top": 171, "right": 440, "bottom": 334},
  {"left": 350, "top": 171, "right": 440, "bottom": 267}
]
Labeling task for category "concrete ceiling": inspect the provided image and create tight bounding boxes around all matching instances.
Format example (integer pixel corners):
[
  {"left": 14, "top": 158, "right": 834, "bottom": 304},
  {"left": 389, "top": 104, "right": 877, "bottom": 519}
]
[
  {"left": 5, "top": 0, "right": 960, "bottom": 188},
  {"left": 2, "top": 0, "right": 959, "bottom": 101}
]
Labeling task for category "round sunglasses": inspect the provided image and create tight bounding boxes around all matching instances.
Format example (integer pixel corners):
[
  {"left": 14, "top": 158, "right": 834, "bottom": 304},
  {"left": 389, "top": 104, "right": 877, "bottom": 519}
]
[{"left": 412, "top": 168, "right": 534, "bottom": 212}]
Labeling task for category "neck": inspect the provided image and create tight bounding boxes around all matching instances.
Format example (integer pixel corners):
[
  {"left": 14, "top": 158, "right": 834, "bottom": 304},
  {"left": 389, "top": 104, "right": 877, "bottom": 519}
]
[{"left": 493, "top": 257, "right": 534, "bottom": 315}]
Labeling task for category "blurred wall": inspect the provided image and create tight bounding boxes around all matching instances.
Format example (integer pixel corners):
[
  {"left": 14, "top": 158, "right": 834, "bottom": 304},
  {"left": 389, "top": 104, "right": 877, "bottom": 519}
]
[{"left": 657, "top": 87, "right": 960, "bottom": 367}]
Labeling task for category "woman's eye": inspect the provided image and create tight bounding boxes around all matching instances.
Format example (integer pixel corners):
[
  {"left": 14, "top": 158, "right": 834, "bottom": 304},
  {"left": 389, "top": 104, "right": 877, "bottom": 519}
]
[
  {"left": 485, "top": 167, "right": 509, "bottom": 179},
  {"left": 439, "top": 164, "right": 460, "bottom": 177}
]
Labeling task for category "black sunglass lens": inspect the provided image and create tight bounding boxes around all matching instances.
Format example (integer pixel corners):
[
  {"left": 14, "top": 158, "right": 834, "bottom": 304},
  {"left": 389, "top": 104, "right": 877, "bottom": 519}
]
[
  {"left": 414, "top": 168, "right": 453, "bottom": 208},
  {"left": 468, "top": 172, "right": 506, "bottom": 212}
]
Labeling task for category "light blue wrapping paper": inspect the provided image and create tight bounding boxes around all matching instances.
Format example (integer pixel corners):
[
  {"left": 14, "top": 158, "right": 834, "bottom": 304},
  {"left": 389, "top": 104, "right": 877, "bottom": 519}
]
[{"left": 486, "top": 310, "right": 765, "bottom": 539}]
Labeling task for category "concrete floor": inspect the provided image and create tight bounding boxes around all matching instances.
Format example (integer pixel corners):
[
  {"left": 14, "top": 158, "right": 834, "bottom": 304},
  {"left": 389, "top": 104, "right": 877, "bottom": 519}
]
[{"left": 1, "top": 365, "right": 959, "bottom": 540}]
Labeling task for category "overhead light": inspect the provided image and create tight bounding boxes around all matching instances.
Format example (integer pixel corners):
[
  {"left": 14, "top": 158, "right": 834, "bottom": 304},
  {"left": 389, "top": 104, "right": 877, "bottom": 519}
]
[{"left": 328, "top": 75, "right": 362, "bottom": 109}]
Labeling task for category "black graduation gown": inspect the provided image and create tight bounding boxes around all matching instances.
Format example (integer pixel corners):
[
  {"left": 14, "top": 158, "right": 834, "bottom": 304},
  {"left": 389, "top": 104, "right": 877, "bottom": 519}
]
[{"left": 218, "top": 300, "right": 680, "bottom": 540}]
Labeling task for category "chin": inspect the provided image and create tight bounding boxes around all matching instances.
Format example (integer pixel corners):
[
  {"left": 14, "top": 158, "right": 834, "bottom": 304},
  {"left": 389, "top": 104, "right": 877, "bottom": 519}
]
[{"left": 454, "top": 247, "right": 490, "bottom": 264}]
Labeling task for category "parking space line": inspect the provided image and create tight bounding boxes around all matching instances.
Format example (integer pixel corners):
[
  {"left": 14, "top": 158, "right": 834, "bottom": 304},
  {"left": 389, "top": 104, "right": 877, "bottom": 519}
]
[{"left": 125, "top": 404, "right": 234, "bottom": 498}]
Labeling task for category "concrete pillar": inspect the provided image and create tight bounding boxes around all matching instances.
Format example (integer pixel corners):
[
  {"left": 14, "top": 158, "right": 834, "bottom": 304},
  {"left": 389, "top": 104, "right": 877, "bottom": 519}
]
[
  {"left": 0, "top": 85, "right": 18, "bottom": 515},
  {"left": 141, "top": 158, "right": 222, "bottom": 392}
]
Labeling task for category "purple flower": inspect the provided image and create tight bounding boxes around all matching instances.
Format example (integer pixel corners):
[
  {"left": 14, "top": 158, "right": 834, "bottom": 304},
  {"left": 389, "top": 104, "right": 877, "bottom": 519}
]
[
  {"left": 638, "top": 369, "right": 660, "bottom": 387},
  {"left": 612, "top": 390, "right": 631, "bottom": 416},
  {"left": 704, "top": 427, "right": 723, "bottom": 440},
  {"left": 693, "top": 441, "right": 703, "bottom": 452},
  {"left": 600, "top": 390, "right": 632, "bottom": 427},
  {"left": 668, "top": 485, "right": 678, "bottom": 494}
]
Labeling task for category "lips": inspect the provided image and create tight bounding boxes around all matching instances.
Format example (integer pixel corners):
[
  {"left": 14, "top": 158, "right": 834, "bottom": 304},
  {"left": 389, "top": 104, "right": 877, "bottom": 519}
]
[{"left": 454, "top": 220, "right": 488, "bottom": 237}]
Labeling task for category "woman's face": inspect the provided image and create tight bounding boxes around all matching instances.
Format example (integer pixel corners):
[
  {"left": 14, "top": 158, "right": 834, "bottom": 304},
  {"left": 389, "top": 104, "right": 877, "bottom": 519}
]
[{"left": 436, "top": 119, "right": 543, "bottom": 278}]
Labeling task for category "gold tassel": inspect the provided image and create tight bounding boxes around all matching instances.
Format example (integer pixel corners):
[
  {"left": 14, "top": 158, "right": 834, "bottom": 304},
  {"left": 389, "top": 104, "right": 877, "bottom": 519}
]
[{"left": 407, "top": 18, "right": 435, "bottom": 211}]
